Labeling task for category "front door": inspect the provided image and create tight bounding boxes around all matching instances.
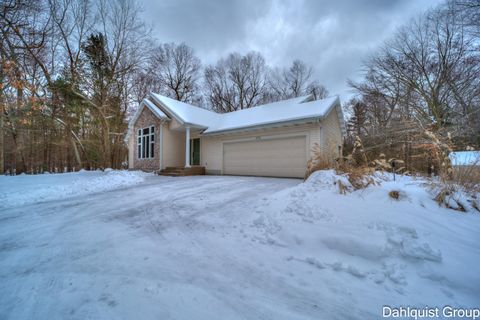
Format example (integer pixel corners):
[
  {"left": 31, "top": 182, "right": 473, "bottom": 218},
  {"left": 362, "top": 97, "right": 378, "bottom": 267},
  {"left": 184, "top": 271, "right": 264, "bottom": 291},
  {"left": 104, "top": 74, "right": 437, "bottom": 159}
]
[{"left": 190, "top": 138, "right": 200, "bottom": 165}]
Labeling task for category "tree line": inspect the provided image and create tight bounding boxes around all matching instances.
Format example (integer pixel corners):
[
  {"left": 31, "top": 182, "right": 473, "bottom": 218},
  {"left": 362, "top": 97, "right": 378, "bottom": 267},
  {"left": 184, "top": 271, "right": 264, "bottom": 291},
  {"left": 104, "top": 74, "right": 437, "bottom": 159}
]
[
  {"left": 346, "top": 0, "right": 479, "bottom": 173},
  {"left": 0, "top": 0, "right": 328, "bottom": 174}
]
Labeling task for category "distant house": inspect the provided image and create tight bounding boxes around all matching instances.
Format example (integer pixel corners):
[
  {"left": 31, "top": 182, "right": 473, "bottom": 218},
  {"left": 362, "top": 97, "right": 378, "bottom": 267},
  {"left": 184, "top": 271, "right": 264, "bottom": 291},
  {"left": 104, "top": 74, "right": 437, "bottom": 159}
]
[
  {"left": 449, "top": 151, "right": 480, "bottom": 166},
  {"left": 125, "top": 93, "right": 345, "bottom": 178}
]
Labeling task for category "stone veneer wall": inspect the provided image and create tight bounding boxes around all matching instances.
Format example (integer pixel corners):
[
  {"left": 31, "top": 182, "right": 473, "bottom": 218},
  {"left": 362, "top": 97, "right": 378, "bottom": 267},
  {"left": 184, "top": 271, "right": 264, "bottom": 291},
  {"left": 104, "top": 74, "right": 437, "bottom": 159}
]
[{"left": 133, "top": 107, "right": 161, "bottom": 171}]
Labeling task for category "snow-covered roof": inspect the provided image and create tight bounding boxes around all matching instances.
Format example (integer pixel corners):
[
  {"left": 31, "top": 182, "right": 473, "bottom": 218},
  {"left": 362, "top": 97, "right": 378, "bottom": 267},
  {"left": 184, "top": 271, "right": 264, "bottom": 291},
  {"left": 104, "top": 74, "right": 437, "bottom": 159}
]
[
  {"left": 150, "top": 93, "right": 221, "bottom": 128},
  {"left": 143, "top": 98, "right": 169, "bottom": 119},
  {"left": 449, "top": 151, "right": 480, "bottom": 166},
  {"left": 147, "top": 93, "right": 343, "bottom": 135},
  {"left": 203, "top": 95, "right": 317, "bottom": 134}
]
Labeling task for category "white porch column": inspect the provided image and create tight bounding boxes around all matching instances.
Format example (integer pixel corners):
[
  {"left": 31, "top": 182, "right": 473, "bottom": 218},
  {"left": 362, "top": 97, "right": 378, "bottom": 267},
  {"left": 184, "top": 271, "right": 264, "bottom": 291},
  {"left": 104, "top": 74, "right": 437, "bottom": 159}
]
[
  {"left": 185, "top": 126, "right": 191, "bottom": 167},
  {"left": 159, "top": 122, "right": 164, "bottom": 170}
]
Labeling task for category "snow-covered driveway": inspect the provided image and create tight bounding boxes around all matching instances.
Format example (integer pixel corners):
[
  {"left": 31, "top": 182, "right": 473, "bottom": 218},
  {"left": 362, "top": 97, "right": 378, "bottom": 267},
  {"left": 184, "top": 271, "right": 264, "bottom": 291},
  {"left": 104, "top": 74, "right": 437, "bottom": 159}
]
[
  {"left": 1, "top": 171, "right": 479, "bottom": 320},
  {"left": 0, "top": 174, "right": 302, "bottom": 320}
]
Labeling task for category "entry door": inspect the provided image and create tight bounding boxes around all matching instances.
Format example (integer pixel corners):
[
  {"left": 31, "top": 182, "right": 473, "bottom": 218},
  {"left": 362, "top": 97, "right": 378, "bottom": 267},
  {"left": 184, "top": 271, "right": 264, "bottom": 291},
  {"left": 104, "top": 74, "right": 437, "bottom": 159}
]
[{"left": 190, "top": 138, "right": 200, "bottom": 165}]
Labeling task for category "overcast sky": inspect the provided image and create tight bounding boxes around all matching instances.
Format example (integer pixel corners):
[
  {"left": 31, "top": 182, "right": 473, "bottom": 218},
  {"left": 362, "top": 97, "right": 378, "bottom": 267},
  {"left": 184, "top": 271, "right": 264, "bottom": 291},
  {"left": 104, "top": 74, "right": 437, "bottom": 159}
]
[{"left": 139, "top": 0, "right": 444, "bottom": 101}]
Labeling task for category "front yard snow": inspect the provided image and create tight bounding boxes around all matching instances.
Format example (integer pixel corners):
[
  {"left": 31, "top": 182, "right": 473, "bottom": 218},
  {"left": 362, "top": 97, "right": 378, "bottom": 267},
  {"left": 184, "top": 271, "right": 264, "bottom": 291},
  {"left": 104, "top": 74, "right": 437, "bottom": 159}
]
[
  {"left": 247, "top": 170, "right": 479, "bottom": 312},
  {"left": 0, "top": 170, "right": 152, "bottom": 209},
  {"left": 0, "top": 170, "right": 479, "bottom": 319}
]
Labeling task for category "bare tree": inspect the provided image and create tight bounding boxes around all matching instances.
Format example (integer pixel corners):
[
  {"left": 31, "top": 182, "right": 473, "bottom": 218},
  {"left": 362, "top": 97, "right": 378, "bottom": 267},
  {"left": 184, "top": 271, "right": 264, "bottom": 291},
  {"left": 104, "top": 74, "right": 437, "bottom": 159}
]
[
  {"left": 269, "top": 59, "right": 328, "bottom": 100},
  {"left": 351, "top": 3, "right": 479, "bottom": 134},
  {"left": 347, "top": 0, "right": 480, "bottom": 171},
  {"left": 81, "top": 0, "right": 150, "bottom": 168},
  {"left": 285, "top": 60, "right": 312, "bottom": 97},
  {"left": 306, "top": 80, "right": 329, "bottom": 100},
  {"left": 0, "top": 0, "right": 151, "bottom": 172},
  {"left": 131, "top": 67, "right": 161, "bottom": 104},
  {"left": 151, "top": 42, "right": 201, "bottom": 103},
  {"left": 453, "top": 0, "right": 480, "bottom": 36},
  {"left": 204, "top": 51, "right": 269, "bottom": 113},
  {"left": 346, "top": 99, "right": 369, "bottom": 137}
]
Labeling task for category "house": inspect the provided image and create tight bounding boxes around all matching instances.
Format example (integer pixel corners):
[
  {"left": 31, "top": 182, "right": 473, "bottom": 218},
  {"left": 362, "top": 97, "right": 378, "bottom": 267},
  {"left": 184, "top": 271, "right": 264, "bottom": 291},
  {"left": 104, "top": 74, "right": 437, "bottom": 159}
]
[
  {"left": 449, "top": 151, "right": 480, "bottom": 167},
  {"left": 125, "top": 93, "right": 345, "bottom": 178}
]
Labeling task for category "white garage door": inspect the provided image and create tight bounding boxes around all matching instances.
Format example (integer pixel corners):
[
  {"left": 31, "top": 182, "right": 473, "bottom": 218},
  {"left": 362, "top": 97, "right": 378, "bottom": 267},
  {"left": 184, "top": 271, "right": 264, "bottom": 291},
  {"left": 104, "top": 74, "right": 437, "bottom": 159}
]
[{"left": 223, "top": 135, "right": 307, "bottom": 178}]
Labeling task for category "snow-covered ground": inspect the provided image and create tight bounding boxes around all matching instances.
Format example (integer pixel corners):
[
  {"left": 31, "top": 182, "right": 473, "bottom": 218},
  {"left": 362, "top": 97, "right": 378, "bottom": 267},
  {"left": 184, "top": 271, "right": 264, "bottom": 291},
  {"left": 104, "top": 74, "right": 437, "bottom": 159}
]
[
  {"left": 0, "top": 169, "right": 152, "bottom": 209},
  {"left": 0, "top": 170, "right": 479, "bottom": 319}
]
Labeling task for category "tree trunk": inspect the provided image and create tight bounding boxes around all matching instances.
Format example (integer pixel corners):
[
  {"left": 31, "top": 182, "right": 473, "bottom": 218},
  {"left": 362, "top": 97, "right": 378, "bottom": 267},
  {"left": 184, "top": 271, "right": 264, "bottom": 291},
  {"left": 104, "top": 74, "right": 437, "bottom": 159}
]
[{"left": 0, "top": 87, "right": 4, "bottom": 174}]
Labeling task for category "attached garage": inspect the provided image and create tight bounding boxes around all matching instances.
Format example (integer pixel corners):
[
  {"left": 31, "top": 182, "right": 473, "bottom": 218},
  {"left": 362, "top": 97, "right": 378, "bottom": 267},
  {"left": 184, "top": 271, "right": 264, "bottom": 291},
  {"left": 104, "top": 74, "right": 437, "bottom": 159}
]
[{"left": 223, "top": 135, "right": 307, "bottom": 178}]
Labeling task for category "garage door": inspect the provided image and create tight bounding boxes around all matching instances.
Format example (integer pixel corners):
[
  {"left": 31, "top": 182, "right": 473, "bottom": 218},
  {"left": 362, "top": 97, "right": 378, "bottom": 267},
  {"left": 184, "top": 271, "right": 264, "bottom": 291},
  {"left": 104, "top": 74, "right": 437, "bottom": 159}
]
[{"left": 223, "top": 135, "right": 307, "bottom": 178}]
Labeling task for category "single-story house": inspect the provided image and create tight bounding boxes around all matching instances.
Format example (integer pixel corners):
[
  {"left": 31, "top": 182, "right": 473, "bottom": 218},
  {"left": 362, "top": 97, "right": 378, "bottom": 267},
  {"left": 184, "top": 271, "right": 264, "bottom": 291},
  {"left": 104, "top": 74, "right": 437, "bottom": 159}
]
[{"left": 125, "top": 93, "right": 345, "bottom": 178}]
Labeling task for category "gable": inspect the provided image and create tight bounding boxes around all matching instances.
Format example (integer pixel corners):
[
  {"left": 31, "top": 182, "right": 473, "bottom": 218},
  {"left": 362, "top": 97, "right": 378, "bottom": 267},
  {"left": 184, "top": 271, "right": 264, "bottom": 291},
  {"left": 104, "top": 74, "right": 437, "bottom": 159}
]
[
  {"left": 150, "top": 93, "right": 220, "bottom": 128},
  {"left": 125, "top": 99, "right": 170, "bottom": 143},
  {"left": 133, "top": 106, "right": 160, "bottom": 129}
]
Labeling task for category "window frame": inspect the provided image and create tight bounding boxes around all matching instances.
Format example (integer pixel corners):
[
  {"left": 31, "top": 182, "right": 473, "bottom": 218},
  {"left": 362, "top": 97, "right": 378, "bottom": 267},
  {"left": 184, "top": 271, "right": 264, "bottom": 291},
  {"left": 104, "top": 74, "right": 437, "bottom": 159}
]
[{"left": 137, "top": 126, "right": 155, "bottom": 159}]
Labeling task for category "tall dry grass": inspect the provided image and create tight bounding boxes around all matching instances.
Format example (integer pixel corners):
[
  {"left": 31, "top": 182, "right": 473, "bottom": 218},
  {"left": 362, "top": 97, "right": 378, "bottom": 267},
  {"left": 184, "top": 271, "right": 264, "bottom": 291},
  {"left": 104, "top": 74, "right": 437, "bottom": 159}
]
[
  {"left": 305, "top": 138, "right": 376, "bottom": 190},
  {"left": 449, "top": 150, "right": 480, "bottom": 191},
  {"left": 305, "top": 143, "right": 336, "bottom": 179},
  {"left": 433, "top": 152, "right": 479, "bottom": 212}
]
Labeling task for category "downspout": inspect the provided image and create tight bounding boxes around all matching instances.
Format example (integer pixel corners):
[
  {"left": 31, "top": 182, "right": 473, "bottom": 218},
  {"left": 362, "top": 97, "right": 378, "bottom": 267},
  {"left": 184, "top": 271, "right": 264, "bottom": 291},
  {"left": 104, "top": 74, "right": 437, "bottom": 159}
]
[{"left": 318, "top": 118, "right": 323, "bottom": 154}]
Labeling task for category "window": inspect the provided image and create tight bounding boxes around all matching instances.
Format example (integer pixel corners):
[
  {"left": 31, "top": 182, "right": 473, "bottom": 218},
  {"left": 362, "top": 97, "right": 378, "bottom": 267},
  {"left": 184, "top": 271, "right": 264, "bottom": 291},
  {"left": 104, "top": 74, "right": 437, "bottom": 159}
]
[{"left": 137, "top": 126, "right": 155, "bottom": 159}]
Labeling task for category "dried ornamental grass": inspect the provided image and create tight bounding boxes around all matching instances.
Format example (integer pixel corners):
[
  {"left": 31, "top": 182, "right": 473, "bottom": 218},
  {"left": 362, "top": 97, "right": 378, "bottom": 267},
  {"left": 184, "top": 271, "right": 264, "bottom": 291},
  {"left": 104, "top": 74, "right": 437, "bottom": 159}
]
[
  {"left": 305, "top": 143, "right": 335, "bottom": 179},
  {"left": 434, "top": 187, "right": 466, "bottom": 212},
  {"left": 389, "top": 190, "right": 400, "bottom": 200}
]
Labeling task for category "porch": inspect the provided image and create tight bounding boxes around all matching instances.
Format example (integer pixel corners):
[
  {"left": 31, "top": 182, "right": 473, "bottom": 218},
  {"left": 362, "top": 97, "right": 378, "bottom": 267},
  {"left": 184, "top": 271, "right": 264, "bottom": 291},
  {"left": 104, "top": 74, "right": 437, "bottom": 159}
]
[{"left": 158, "top": 123, "right": 203, "bottom": 174}]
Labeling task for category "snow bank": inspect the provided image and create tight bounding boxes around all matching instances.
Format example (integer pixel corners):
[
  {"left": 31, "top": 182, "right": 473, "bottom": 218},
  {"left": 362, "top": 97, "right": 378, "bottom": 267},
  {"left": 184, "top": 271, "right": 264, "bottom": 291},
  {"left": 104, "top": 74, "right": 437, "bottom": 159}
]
[
  {"left": 0, "top": 170, "right": 152, "bottom": 209},
  {"left": 248, "top": 170, "right": 480, "bottom": 308}
]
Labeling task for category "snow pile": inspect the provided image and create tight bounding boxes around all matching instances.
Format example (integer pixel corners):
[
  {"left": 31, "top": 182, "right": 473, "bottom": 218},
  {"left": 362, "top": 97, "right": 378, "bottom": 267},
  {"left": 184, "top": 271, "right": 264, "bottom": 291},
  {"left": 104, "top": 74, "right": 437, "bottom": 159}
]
[
  {"left": 0, "top": 170, "right": 152, "bottom": 209},
  {"left": 248, "top": 170, "right": 480, "bottom": 308}
]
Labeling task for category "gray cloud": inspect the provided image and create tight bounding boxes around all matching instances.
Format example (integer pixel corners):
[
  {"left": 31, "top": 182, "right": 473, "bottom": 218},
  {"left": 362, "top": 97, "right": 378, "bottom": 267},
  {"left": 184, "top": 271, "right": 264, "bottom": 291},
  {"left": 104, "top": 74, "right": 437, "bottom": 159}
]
[{"left": 140, "top": 0, "right": 444, "bottom": 101}]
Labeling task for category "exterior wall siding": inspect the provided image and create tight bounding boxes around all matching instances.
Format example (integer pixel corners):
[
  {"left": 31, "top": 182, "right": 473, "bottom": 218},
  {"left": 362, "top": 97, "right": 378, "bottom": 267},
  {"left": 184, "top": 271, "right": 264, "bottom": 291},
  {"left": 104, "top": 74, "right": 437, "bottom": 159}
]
[
  {"left": 321, "top": 107, "right": 343, "bottom": 160},
  {"left": 169, "top": 118, "right": 184, "bottom": 131},
  {"left": 200, "top": 122, "right": 322, "bottom": 175},
  {"left": 162, "top": 124, "right": 185, "bottom": 168}
]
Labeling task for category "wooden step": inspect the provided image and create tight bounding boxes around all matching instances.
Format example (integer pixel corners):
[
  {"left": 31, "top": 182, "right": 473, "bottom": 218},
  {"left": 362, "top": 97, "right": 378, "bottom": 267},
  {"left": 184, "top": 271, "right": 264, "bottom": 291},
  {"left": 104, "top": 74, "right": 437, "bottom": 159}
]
[{"left": 158, "top": 166, "right": 205, "bottom": 176}]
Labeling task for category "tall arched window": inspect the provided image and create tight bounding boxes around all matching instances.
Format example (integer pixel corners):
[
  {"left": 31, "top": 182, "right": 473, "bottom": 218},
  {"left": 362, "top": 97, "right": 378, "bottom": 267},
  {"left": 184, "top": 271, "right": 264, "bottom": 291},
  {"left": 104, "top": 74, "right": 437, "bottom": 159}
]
[{"left": 137, "top": 126, "right": 155, "bottom": 159}]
